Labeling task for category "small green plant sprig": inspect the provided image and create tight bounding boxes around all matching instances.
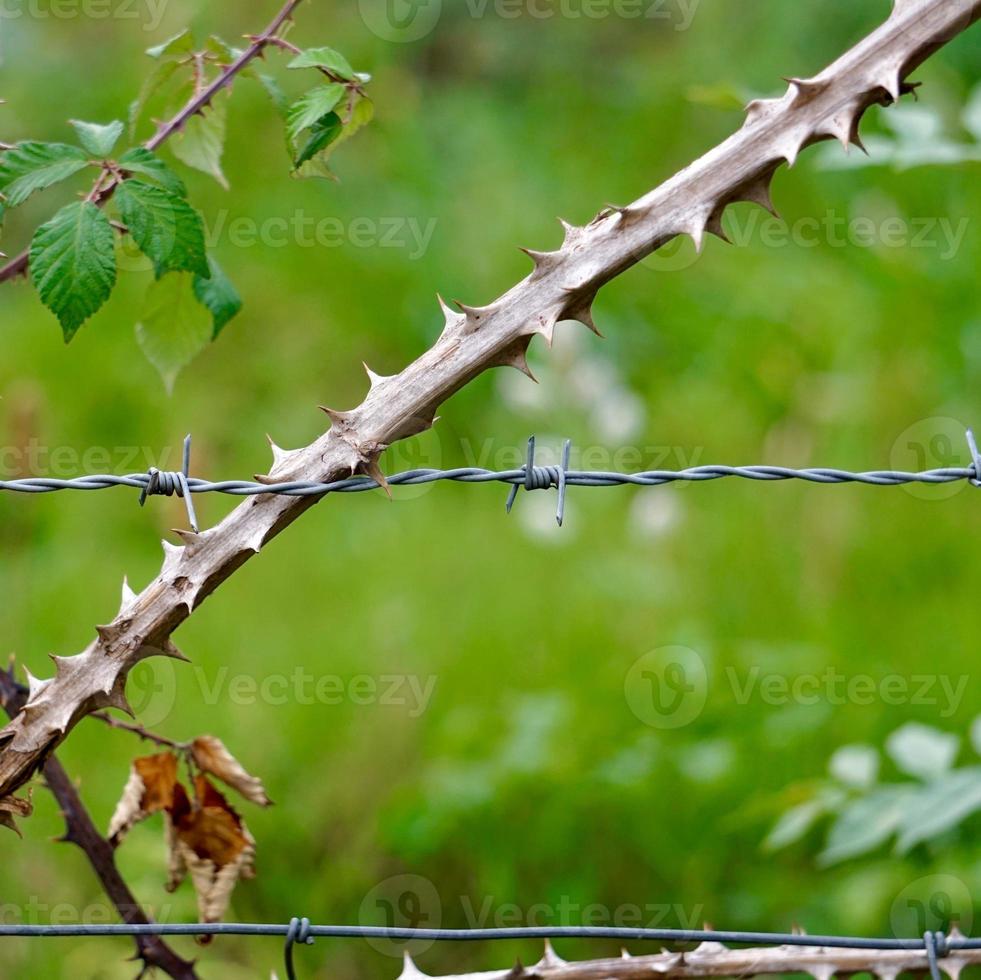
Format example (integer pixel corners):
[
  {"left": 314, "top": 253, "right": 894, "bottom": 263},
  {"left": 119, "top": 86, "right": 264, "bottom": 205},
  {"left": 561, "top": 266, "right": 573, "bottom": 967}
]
[
  {"left": 764, "top": 718, "right": 981, "bottom": 865},
  {"left": 0, "top": 1, "right": 372, "bottom": 389}
]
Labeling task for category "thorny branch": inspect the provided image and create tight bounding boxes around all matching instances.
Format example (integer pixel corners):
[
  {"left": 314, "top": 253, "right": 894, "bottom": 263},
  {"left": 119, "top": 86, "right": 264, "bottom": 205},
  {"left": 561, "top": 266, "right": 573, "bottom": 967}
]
[
  {"left": 0, "top": 0, "right": 306, "bottom": 285},
  {"left": 0, "top": 667, "right": 199, "bottom": 980},
  {"left": 399, "top": 935, "right": 981, "bottom": 980},
  {"left": 1, "top": 0, "right": 979, "bottom": 809}
]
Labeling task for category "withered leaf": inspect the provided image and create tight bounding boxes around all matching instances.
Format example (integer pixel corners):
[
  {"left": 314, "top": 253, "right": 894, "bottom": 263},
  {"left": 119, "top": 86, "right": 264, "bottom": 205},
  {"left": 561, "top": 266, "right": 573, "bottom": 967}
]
[
  {"left": 191, "top": 735, "right": 272, "bottom": 807},
  {"left": 107, "top": 751, "right": 179, "bottom": 845},
  {"left": 0, "top": 792, "right": 33, "bottom": 837},
  {"left": 168, "top": 775, "right": 256, "bottom": 924}
]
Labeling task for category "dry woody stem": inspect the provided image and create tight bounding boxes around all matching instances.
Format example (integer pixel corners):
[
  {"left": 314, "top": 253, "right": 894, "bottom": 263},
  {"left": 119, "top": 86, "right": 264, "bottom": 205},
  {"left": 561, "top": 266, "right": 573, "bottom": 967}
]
[
  {"left": 398, "top": 936, "right": 981, "bottom": 980},
  {"left": 0, "top": 0, "right": 979, "bottom": 808},
  {"left": 0, "top": 668, "right": 199, "bottom": 979}
]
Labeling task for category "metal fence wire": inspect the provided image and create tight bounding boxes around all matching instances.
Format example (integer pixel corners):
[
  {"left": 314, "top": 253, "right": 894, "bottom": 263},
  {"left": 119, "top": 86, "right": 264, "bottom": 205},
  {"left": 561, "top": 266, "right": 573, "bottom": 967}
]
[
  {"left": 0, "top": 921, "right": 974, "bottom": 980},
  {"left": 3, "top": 434, "right": 980, "bottom": 975},
  {"left": 1, "top": 431, "right": 979, "bottom": 532}
]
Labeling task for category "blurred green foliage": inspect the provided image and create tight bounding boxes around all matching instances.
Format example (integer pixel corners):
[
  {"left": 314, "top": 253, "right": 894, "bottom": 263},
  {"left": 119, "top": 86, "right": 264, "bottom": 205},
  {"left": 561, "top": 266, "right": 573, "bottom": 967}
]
[{"left": 1, "top": 0, "right": 980, "bottom": 977}]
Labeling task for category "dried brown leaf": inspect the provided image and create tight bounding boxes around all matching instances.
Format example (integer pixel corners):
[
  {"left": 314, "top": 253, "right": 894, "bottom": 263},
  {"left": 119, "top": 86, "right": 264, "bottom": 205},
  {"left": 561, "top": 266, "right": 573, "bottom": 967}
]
[
  {"left": 107, "top": 751, "right": 179, "bottom": 845},
  {"left": 169, "top": 776, "right": 256, "bottom": 924},
  {"left": 0, "top": 791, "right": 33, "bottom": 836},
  {"left": 191, "top": 735, "right": 271, "bottom": 806}
]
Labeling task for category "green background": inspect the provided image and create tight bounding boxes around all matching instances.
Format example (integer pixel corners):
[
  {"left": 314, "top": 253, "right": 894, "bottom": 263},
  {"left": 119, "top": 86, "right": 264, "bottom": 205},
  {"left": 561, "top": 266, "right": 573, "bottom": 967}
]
[{"left": 1, "top": 0, "right": 980, "bottom": 976}]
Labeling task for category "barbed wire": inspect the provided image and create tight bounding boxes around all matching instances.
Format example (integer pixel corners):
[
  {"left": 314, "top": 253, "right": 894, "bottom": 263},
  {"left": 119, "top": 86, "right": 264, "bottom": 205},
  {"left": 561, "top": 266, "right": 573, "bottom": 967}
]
[
  {"left": 0, "top": 432, "right": 978, "bottom": 532},
  {"left": 0, "top": 921, "right": 973, "bottom": 980}
]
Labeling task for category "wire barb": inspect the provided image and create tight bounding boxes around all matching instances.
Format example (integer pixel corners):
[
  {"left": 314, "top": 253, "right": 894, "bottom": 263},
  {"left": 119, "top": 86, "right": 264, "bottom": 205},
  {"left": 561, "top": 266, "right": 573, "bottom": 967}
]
[
  {"left": 284, "top": 916, "right": 314, "bottom": 980},
  {"left": 505, "top": 437, "right": 572, "bottom": 525},
  {"left": 965, "top": 429, "right": 981, "bottom": 488},
  {"left": 137, "top": 435, "right": 199, "bottom": 533},
  {"left": 925, "top": 930, "right": 949, "bottom": 980}
]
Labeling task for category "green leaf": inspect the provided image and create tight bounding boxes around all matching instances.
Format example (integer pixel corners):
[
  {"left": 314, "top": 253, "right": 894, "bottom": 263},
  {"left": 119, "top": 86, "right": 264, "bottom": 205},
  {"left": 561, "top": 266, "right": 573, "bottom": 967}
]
[
  {"left": 193, "top": 256, "right": 242, "bottom": 338},
  {"left": 204, "top": 35, "right": 245, "bottom": 63},
  {"left": 294, "top": 112, "right": 343, "bottom": 170},
  {"left": 287, "top": 46, "right": 357, "bottom": 81},
  {"left": 136, "top": 272, "right": 213, "bottom": 393},
  {"left": 69, "top": 119, "right": 124, "bottom": 158},
  {"left": 895, "top": 768, "right": 981, "bottom": 852},
  {"left": 118, "top": 147, "right": 187, "bottom": 197},
  {"left": 762, "top": 800, "right": 827, "bottom": 852},
  {"left": 829, "top": 744, "right": 879, "bottom": 788},
  {"left": 335, "top": 93, "right": 374, "bottom": 147},
  {"left": 147, "top": 29, "right": 195, "bottom": 60},
  {"left": 170, "top": 95, "right": 228, "bottom": 188},
  {"left": 817, "top": 785, "right": 914, "bottom": 866},
  {"left": 0, "top": 142, "right": 89, "bottom": 208},
  {"left": 293, "top": 95, "right": 373, "bottom": 181},
  {"left": 29, "top": 201, "right": 117, "bottom": 341},
  {"left": 886, "top": 723, "right": 959, "bottom": 781},
  {"left": 129, "top": 58, "right": 183, "bottom": 138},
  {"left": 256, "top": 72, "right": 289, "bottom": 118},
  {"left": 963, "top": 82, "right": 981, "bottom": 143},
  {"left": 115, "top": 179, "right": 209, "bottom": 279},
  {"left": 286, "top": 84, "right": 346, "bottom": 143}
]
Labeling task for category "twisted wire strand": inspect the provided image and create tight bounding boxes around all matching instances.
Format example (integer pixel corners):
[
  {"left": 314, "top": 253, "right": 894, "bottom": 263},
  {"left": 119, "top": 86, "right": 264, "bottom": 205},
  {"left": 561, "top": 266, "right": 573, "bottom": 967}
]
[
  {"left": 0, "top": 922, "right": 977, "bottom": 947},
  {"left": 0, "top": 463, "right": 976, "bottom": 497}
]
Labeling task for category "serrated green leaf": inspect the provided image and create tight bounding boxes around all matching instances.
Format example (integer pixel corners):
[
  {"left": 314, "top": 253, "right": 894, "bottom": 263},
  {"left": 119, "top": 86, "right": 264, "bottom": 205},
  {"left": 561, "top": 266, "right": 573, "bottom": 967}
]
[
  {"left": 115, "top": 179, "right": 209, "bottom": 279},
  {"left": 136, "top": 271, "right": 213, "bottom": 394},
  {"left": 294, "top": 112, "right": 343, "bottom": 170},
  {"left": 193, "top": 256, "right": 241, "bottom": 338},
  {"left": 292, "top": 94, "right": 373, "bottom": 181},
  {"left": 286, "top": 85, "right": 346, "bottom": 143},
  {"left": 0, "top": 142, "right": 90, "bottom": 208},
  {"left": 118, "top": 147, "right": 187, "bottom": 197},
  {"left": 129, "top": 58, "right": 183, "bottom": 139},
  {"left": 29, "top": 201, "right": 117, "bottom": 341},
  {"left": 147, "top": 29, "right": 195, "bottom": 60},
  {"left": 287, "top": 46, "right": 356, "bottom": 81},
  {"left": 69, "top": 119, "right": 124, "bottom": 158},
  {"left": 170, "top": 95, "right": 228, "bottom": 188}
]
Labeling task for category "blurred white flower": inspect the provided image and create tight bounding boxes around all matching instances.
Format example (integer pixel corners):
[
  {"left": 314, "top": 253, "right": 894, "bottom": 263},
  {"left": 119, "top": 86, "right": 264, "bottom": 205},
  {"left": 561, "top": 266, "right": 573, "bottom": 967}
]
[{"left": 629, "top": 489, "right": 684, "bottom": 540}]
